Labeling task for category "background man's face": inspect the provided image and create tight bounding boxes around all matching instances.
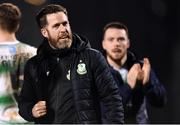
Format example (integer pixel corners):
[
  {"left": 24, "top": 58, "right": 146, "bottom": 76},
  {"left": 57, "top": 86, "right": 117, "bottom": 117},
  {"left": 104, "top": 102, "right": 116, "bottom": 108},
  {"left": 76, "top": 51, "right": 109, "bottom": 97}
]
[{"left": 103, "top": 28, "right": 130, "bottom": 61}]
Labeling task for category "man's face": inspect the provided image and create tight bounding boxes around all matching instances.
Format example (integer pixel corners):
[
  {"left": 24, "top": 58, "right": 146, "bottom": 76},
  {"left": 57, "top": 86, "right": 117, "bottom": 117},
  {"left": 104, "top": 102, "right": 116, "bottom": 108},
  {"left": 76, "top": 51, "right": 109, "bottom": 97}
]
[
  {"left": 41, "top": 12, "right": 72, "bottom": 49},
  {"left": 102, "top": 28, "right": 130, "bottom": 61}
]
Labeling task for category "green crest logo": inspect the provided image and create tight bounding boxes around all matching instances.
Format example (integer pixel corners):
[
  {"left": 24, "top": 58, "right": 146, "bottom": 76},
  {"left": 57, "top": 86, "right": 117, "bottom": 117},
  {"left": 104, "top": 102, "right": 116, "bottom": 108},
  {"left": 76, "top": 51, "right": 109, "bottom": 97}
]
[
  {"left": 66, "top": 70, "right": 70, "bottom": 80},
  {"left": 77, "top": 60, "right": 87, "bottom": 75}
]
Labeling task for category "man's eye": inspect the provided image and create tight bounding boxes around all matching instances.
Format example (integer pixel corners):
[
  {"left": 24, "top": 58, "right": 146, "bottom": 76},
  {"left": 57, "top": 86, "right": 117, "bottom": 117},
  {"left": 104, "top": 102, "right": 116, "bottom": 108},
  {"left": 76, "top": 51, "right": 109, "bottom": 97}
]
[
  {"left": 53, "top": 25, "right": 58, "bottom": 29},
  {"left": 62, "top": 22, "right": 68, "bottom": 26},
  {"left": 108, "top": 38, "right": 114, "bottom": 41},
  {"left": 118, "top": 38, "right": 125, "bottom": 41}
]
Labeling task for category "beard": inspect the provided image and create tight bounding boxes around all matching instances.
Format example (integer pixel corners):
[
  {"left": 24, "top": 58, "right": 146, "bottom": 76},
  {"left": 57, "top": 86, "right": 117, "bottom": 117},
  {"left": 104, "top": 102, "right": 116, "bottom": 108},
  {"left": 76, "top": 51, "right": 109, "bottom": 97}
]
[
  {"left": 56, "top": 37, "right": 72, "bottom": 49},
  {"left": 48, "top": 31, "right": 73, "bottom": 49},
  {"left": 107, "top": 50, "right": 125, "bottom": 62}
]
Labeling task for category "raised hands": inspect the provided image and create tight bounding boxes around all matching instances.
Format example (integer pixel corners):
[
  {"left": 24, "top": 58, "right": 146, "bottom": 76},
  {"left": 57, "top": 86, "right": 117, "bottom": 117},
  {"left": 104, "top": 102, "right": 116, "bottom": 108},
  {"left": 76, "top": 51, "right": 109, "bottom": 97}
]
[{"left": 127, "top": 58, "right": 151, "bottom": 89}]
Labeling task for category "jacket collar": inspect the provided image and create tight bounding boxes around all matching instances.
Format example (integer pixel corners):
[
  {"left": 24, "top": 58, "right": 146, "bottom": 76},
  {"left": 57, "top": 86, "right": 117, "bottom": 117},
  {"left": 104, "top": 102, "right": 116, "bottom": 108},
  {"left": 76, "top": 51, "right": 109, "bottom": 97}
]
[{"left": 37, "top": 33, "right": 91, "bottom": 57}]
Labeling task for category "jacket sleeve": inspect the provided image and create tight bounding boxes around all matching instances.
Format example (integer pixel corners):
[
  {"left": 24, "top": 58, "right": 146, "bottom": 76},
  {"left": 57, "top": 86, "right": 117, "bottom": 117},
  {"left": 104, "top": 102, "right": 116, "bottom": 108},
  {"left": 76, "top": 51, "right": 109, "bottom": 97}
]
[
  {"left": 143, "top": 69, "right": 167, "bottom": 107},
  {"left": 90, "top": 50, "right": 124, "bottom": 123},
  {"left": 18, "top": 59, "right": 37, "bottom": 121}
]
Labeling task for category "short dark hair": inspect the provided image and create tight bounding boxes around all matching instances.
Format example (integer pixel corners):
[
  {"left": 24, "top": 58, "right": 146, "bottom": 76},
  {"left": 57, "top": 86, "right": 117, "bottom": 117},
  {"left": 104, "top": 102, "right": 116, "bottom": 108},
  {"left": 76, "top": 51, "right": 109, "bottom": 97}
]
[
  {"left": 103, "top": 21, "right": 129, "bottom": 38},
  {"left": 0, "top": 3, "right": 21, "bottom": 33},
  {"left": 36, "top": 4, "right": 67, "bottom": 28}
]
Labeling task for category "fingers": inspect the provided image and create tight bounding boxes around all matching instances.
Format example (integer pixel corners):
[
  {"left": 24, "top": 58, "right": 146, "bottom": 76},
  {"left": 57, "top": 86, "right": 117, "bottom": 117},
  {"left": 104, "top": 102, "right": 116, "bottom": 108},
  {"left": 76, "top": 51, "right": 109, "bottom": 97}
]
[
  {"left": 127, "top": 63, "right": 141, "bottom": 89},
  {"left": 143, "top": 58, "right": 151, "bottom": 69},
  {"left": 34, "top": 108, "right": 46, "bottom": 117},
  {"left": 36, "top": 109, "right": 47, "bottom": 117},
  {"left": 137, "top": 70, "right": 144, "bottom": 80},
  {"left": 127, "top": 58, "right": 151, "bottom": 88},
  {"left": 36, "top": 101, "right": 46, "bottom": 109},
  {"left": 32, "top": 101, "right": 47, "bottom": 118},
  {"left": 142, "top": 58, "right": 151, "bottom": 84}
]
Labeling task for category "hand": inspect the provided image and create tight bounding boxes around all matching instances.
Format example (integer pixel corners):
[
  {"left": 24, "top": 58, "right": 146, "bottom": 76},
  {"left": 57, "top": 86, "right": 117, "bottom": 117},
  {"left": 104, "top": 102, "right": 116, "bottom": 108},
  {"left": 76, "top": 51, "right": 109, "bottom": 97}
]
[
  {"left": 32, "top": 101, "right": 47, "bottom": 118},
  {"left": 127, "top": 63, "right": 141, "bottom": 89},
  {"left": 142, "top": 58, "right": 151, "bottom": 85}
]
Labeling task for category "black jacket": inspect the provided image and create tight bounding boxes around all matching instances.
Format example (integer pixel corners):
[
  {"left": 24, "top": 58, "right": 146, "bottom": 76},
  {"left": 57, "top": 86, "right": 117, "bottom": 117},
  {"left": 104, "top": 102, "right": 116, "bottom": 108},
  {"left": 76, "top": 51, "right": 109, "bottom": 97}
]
[
  {"left": 18, "top": 34, "right": 124, "bottom": 124},
  {"left": 110, "top": 51, "right": 167, "bottom": 123}
]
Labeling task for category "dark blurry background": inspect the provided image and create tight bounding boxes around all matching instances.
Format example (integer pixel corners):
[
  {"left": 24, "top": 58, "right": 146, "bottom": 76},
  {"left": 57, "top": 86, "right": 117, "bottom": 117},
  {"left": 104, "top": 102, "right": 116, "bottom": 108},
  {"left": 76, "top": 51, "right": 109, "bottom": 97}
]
[{"left": 1, "top": 0, "right": 179, "bottom": 123}]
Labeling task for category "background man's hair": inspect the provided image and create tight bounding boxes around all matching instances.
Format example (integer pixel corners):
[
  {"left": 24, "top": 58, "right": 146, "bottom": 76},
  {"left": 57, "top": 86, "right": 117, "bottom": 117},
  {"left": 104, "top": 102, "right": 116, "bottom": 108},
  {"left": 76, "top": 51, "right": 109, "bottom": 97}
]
[
  {"left": 0, "top": 3, "right": 21, "bottom": 33},
  {"left": 36, "top": 4, "right": 67, "bottom": 28},
  {"left": 103, "top": 21, "right": 129, "bottom": 38}
]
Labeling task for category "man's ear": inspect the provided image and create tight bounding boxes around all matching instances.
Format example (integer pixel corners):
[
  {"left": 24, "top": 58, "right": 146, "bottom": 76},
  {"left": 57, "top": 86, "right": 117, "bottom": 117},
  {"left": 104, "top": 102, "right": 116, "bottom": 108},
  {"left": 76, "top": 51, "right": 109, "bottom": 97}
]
[
  {"left": 102, "top": 40, "right": 106, "bottom": 50},
  {"left": 41, "top": 28, "right": 48, "bottom": 38},
  {"left": 127, "top": 39, "right": 131, "bottom": 49}
]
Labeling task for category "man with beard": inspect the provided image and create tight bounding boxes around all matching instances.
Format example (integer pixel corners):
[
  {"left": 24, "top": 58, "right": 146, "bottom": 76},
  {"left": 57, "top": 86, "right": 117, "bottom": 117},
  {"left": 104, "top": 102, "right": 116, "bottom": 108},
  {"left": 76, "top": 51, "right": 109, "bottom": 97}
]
[
  {"left": 18, "top": 4, "right": 124, "bottom": 124},
  {"left": 102, "top": 21, "right": 166, "bottom": 123}
]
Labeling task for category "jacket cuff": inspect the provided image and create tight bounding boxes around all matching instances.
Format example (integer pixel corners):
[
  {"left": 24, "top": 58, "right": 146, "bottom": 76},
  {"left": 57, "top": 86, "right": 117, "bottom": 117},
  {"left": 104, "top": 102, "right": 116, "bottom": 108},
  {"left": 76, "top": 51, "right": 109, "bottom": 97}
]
[{"left": 143, "top": 80, "right": 154, "bottom": 93}]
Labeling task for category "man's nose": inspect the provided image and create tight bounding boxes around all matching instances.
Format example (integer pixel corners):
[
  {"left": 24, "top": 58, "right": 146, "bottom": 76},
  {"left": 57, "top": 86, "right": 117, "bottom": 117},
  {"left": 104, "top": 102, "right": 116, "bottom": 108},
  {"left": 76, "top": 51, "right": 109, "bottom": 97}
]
[
  {"left": 59, "top": 25, "right": 66, "bottom": 32},
  {"left": 114, "top": 40, "right": 121, "bottom": 46}
]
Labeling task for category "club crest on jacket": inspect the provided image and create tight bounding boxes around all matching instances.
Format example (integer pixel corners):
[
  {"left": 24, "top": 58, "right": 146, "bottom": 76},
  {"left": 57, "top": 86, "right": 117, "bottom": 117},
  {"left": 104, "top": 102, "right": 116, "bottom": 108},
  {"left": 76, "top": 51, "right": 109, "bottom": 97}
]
[
  {"left": 66, "top": 70, "right": 70, "bottom": 80},
  {"left": 77, "top": 60, "right": 87, "bottom": 75}
]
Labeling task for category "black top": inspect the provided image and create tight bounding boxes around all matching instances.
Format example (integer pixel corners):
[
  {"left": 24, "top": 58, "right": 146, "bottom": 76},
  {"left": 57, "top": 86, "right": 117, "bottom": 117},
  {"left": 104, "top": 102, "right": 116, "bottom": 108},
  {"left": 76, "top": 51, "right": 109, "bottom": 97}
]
[
  {"left": 49, "top": 55, "right": 74, "bottom": 123},
  {"left": 41, "top": 42, "right": 76, "bottom": 123}
]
